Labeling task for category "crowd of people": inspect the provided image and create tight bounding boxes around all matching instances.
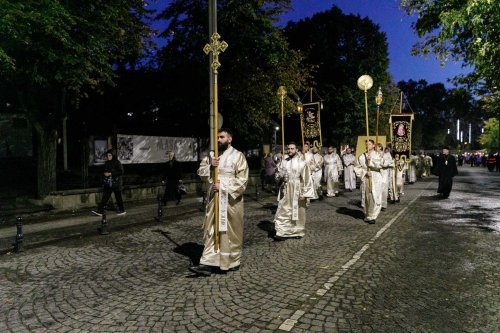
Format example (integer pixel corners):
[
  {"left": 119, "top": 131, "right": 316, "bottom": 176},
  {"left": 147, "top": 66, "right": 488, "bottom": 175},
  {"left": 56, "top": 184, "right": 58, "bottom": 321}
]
[
  {"left": 187, "top": 128, "right": 463, "bottom": 276},
  {"left": 88, "top": 129, "right": 464, "bottom": 277}
]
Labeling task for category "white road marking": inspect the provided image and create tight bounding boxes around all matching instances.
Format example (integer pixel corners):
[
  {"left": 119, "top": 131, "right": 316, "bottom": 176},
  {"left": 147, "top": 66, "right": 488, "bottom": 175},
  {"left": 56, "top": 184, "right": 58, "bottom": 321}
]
[{"left": 278, "top": 188, "right": 428, "bottom": 331}]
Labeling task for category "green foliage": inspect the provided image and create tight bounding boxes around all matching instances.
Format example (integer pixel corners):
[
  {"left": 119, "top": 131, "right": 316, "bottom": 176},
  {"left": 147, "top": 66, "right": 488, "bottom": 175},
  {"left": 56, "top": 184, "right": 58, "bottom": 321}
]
[
  {"left": 0, "top": 0, "right": 154, "bottom": 196},
  {"left": 155, "top": 0, "right": 309, "bottom": 147},
  {"left": 284, "top": 6, "right": 391, "bottom": 146},
  {"left": 397, "top": 80, "right": 485, "bottom": 150},
  {"left": 0, "top": 0, "right": 154, "bottom": 121},
  {"left": 400, "top": 0, "right": 499, "bottom": 116},
  {"left": 479, "top": 118, "right": 499, "bottom": 152}
]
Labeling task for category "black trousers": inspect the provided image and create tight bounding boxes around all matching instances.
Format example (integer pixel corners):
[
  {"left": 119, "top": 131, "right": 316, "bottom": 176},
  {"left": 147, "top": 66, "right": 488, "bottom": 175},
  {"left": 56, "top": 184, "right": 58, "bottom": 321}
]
[
  {"left": 98, "top": 187, "right": 124, "bottom": 211},
  {"left": 162, "top": 184, "right": 181, "bottom": 205}
]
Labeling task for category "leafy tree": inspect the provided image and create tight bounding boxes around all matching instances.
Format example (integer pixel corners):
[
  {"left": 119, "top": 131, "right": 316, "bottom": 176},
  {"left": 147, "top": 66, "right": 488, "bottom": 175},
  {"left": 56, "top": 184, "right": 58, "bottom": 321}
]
[
  {"left": 400, "top": 0, "right": 500, "bottom": 117},
  {"left": 396, "top": 80, "right": 485, "bottom": 150},
  {"left": 397, "top": 80, "right": 450, "bottom": 150},
  {"left": 0, "top": 0, "right": 154, "bottom": 197},
  {"left": 154, "top": 0, "right": 310, "bottom": 148},
  {"left": 284, "top": 6, "right": 391, "bottom": 146},
  {"left": 479, "top": 118, "right": 499, "bottom": 152}
]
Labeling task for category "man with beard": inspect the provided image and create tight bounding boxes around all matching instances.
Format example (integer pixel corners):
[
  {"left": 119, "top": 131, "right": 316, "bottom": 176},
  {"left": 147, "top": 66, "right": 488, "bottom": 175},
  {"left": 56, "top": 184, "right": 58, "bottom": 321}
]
[
  {"left": 379, "top": 145, "right": 394, "bottom": 211},
  {"left": 273, "top": 142, "right": 316, "bottom": 240},
  {"left": 324, "top": 146, "right": 343, "bottom": 197},
  {"left": 189, "top": 129, "right": 249, "bottom": 276},
  {"left": 354, "top": 140, "right": 383, "bottom": 224},
  {"left": 342, "top": 147, "right": 356, "bottom": 192},
  {"left": 435, "top": 146, "right": 458, "bottom": 199},
  {"left": 309, "top": 146, "right": 324, "bottom": 199}
]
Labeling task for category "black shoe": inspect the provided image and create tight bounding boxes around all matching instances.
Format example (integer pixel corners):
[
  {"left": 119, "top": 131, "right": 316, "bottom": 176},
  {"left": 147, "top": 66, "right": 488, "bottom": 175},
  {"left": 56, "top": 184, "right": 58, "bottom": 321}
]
[
  {"left": 189, "top": 264, "right": 212, "bottom": 276},
  {"left": 228, "top": 265, "right": 240, "bottom": 272},
  {"left": 293, "top": 236, "right": 303, "bottom": 239},
  {"left": 91, "top": 210, "right": 103, "bottom": 216},
  {"left": 273, "top": 235, "right": 287, "bottom": 242},
  {"left": 396, "top": 199, "right": 400, "bottom": 203},
  {"left": 116, "top": 210, "right": 127, "bottom": 216},
  {"left": 381, "top": 207, "right": 386, "bottom": 211},
  {"left": 368, "top": 220, "right": 376, "bottom": 224},
  {"left": 390, "top": 200, "right": 395, "bottom": 204}
]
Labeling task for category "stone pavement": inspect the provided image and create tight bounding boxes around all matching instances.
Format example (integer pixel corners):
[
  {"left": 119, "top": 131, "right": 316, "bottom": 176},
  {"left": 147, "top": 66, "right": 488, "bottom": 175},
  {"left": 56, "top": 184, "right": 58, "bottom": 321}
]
[{"left": 0, "top": 167, "right": 498, "bottom": 333}]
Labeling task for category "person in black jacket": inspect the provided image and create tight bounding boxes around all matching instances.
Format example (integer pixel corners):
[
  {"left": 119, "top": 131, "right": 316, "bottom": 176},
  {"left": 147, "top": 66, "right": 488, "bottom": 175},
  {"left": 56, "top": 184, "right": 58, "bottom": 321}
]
[
  {"left": 92, "top": 149, "right": 126, "bottom": 216},
  {"left": 162, "top": 151, "right": 182, "bottom": 206},
  {"left": 435, "top": 146, "right": 458, "bottom": 199}
]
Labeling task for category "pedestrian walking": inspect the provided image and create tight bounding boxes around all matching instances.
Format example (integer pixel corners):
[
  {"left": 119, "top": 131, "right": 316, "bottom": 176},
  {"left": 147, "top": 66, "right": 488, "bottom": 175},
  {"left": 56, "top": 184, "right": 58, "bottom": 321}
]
[
  {"left": 189, "top": 129, "right": 249, "bottom": 276},
  {"left": 162, "top": 150, "right": 182, "bottom": 206},
  {"left": 92, "top": 149, "right": 126, "bottom": 216},
  {"left": 273, "top": 142, "right": 316, "bottom": 240},
  {"left": 263, "top": 152, "right": 276, "bottom": 192}
]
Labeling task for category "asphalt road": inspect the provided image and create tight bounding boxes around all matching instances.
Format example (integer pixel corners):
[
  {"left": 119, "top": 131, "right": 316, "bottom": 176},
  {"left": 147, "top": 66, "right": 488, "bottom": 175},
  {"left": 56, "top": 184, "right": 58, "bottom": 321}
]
[{"left": 0, "top": 166, "right": 498, "bottom": 333}]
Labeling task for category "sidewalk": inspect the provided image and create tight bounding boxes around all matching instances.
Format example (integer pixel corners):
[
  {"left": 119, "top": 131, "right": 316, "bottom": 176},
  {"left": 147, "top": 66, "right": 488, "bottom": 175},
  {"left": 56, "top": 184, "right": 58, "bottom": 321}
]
[{"left": 0, "top": 189, "right": 275, "bottom": 254}]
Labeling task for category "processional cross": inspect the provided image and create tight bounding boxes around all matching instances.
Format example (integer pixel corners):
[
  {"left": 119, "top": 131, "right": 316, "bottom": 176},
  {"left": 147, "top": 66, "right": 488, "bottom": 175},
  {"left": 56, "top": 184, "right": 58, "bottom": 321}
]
[
  {"left": 204, "top": 32, "right": 228, "bottom": 74},
  {"left": 203, "top": 31, "right": 228, "bottom": 251}
]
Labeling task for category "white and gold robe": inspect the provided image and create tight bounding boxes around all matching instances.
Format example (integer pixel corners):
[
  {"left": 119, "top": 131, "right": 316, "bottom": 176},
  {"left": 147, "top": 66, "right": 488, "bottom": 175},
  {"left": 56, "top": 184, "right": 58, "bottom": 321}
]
[
  {"left": 309, "top": 153, "right": 324, "bottom": 197},
  {"left": 197, "top": 146, "right": 249, "bottom": 270},
  {"left": 394, "top": 159, "right": 406, "bottom": 196},
  {"left": 408, "top": 155, "right": 418, "bottom": 183},
  {"left": 342, "top": 153, "right": 356, "bottom": 190},
  {"left": 274, "top": 155, "right": 316, "bottom": 238},
  {"left": 381, "top": 152, "right": 394, "bottom": 208},
  {"left": 355, "top": 151, "right": 383, "bottom": 221},
  {"left": 324, "top": 153, "right": 343, "bottom": 196}
]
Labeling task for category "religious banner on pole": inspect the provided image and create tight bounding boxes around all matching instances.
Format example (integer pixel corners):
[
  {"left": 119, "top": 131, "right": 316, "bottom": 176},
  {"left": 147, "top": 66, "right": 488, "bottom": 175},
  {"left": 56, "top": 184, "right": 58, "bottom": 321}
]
[
  {"left": 389, "top": 114, "right": 413, "bottom": 161},
  {"left": 300, "top": 102, "right": 322, "bottom": 148}
]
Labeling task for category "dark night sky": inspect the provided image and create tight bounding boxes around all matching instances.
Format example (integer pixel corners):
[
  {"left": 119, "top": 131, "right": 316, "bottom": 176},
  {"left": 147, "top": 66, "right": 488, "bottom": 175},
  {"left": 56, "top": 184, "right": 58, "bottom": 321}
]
[{"left": 148, "top": 0, "right": 468, "bottom": 87}]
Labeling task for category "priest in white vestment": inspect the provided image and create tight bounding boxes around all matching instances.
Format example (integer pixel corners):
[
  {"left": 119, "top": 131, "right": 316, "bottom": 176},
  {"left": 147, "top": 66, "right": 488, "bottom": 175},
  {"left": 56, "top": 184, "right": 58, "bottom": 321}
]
[
  {"left": 309, "top": 146, "right": 324, "bottom": 198},
  {"left": 189, "top": 129, "right": 249, "bottom": 276},
  {"left": 342, "top": 147, "right": 356, "bottom": 191},
  {"left": 273, "top": 142, "right": 316, "bottom": 240},
  {"left": 324, "top": 146, "right": 343, "bottom": 197},
  {"left": 379, "top": 145, "right": 395, "bottom": 210},
  {"left": 355, "top": 140, "right": 383, "bottom": 224}
]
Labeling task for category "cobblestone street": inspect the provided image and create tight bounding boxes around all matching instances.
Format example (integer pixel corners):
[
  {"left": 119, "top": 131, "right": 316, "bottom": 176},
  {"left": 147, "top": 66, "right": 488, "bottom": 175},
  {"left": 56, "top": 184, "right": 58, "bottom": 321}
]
[{"left": 0, "top": 167, "right": 499, "bottom": 333}]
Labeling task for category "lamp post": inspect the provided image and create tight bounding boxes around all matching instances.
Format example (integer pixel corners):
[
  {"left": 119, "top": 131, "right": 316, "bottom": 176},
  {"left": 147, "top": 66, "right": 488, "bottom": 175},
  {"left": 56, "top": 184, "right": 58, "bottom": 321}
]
[
  {"left": 357, "top": 75, "right": 374, "bottom": 137},
  {"left": 277, "top": 86, "right": 287, "bottom": 156},
  {"left": 375, "top": 86, "right": 383, "bottom": 145},
  {"left": 274, "top": 126, "right": 279, "bottom": 145}
]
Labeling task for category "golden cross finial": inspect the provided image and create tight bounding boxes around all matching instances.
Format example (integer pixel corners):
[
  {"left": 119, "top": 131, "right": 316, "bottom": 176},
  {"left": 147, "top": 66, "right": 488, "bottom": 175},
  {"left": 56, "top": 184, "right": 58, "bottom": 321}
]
[{"left": 203, "top": 32, "right": 228, "bottom": 74}]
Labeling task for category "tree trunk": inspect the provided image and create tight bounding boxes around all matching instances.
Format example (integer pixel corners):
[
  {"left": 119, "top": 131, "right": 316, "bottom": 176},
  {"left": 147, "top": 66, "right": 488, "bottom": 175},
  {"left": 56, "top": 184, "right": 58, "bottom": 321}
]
[{"left": 33, "top": 123, "right": 57, "bottom": 198}]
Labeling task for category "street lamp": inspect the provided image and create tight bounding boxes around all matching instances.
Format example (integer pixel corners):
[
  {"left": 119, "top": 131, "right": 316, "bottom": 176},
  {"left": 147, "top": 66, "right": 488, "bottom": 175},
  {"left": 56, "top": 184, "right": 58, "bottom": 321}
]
[
  {"left": 274, "top": 126, "right": 279, "bottom": 145},
  {"left": 375, "top": 86, "right": 383, "bottom": 145}
]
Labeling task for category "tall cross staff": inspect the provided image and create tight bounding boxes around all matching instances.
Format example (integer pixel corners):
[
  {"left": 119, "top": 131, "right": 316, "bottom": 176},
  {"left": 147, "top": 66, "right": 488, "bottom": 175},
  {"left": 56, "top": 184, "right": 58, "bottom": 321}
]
[
  {"left": 277, "top": 86, "right": 287, "bottom": 157},
  {"left": 204, "top": 32, "right": 228, "bottom": 252}
]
